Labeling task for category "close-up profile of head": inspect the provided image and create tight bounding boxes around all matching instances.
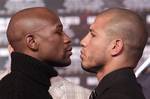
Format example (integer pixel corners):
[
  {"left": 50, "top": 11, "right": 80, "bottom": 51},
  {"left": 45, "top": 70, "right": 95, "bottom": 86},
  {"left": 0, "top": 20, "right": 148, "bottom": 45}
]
[
  {"left": 80, "top": 8, "right": 148, "bottom": 73},
  {"left": 7, "top": 7, "right": 72, "bottom": 67}
]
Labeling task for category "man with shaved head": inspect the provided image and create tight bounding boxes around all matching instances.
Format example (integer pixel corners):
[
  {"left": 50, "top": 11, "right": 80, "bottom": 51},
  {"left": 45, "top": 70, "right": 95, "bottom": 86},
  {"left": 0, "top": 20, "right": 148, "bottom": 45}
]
[
  {"left": 80, "top": 8, "right": 147, "bottom": 99},
  {"left": 0, "top": 7, "right": 73, "bottom": 99}
]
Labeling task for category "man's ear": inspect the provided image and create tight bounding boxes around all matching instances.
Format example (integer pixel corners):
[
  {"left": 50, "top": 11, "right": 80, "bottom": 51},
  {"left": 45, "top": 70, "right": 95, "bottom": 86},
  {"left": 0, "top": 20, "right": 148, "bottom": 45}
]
[
  {"left": 8, "top": 44, "right": 14, "bottom": 53},
  {"left": 25, "top": 33, "right": 39, "bottom": 51},
  {"left": 111, "top": 39, "right": 123, "bottom": 56}
]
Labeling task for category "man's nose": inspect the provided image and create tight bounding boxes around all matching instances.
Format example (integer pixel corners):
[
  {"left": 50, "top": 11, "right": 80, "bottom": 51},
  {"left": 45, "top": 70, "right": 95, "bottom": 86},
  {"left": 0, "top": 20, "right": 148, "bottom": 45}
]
[
  {"left": 64, "top": 33, "right": 71, "bottom": 44},
  {"left": 80, "top": 34, "right": 89, "bottom": 47}
]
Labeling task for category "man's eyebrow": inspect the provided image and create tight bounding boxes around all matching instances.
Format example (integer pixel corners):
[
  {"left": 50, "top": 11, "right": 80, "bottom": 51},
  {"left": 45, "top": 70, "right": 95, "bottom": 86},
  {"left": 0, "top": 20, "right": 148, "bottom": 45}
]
[
  {"left": 89, "top": 28, "right": 98, "bottom": 34},
  {"left": 89, "top": 28, "right": 94, "bottom": 32},
  {"left": 56, "top": 24, "right": 63, "bottom": 30}
]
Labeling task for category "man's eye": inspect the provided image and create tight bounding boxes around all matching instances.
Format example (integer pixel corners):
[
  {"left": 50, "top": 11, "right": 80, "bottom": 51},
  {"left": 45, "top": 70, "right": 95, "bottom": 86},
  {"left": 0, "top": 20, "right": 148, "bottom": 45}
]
[
  {"left": 89, "top": 29, "right": 92, "bottom": 33},
  {"left": 91, "top": 33, "right": 95, "bottom": 37}
]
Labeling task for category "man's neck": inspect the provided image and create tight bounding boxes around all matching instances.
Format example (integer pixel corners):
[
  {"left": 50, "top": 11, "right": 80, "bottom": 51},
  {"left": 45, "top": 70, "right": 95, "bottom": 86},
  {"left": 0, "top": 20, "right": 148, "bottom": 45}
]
[{"left": 96, "top": 63, "right": 132, "bottom": 81}]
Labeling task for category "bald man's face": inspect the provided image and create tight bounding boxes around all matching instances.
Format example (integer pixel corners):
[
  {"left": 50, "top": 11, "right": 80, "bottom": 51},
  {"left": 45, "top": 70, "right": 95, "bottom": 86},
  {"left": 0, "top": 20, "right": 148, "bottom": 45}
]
[
  {"left": 80, "top": 16, "right": 111, "bottom": 73},
  {"left": 35, "top": 19, "right": 72, "bottom": 66},
  {"left": 7, "top": 8, "right": 72, "bottom": 66}
]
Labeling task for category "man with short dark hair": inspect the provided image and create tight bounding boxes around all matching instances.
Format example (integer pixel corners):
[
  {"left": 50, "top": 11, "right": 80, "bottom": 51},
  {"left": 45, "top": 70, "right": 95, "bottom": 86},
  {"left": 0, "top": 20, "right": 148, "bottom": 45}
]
[{"left": 80, "top": 8, "right": 147, "bottom": 99}]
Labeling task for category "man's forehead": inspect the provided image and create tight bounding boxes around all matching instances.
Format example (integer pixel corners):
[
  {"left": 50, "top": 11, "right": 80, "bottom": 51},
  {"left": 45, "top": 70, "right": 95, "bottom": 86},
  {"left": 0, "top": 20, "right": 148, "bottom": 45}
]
[
  {"left": 90, "top": 20, "right": 106, "bottom": 31},
  {"left": 90, "top": 15, "right": 112, "bottom": 31},
  {"left": 21, "top": 15, "right": 60, "bottom": 28},
  {"left": 32, "top": 22, "right": 62, "bottom": 34}
]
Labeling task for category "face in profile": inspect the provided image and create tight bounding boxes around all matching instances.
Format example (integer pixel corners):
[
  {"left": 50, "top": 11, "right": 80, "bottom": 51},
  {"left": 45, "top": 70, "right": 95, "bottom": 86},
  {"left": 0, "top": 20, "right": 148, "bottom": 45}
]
[
  {"left": 36, "top": 17, "right": 72, "bottom": 67},
  {"left": 80, "top": 17, "right": 110, "bottom": 73}
]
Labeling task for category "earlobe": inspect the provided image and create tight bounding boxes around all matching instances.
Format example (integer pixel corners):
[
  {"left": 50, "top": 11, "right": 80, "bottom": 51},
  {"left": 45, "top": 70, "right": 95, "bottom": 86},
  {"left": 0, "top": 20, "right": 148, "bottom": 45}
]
[
  {"left": 25, "top": 34, "right": 39, "bottom": 51},
  {"left": 111, "top": 39, "right": 123, "bottom": 56}
]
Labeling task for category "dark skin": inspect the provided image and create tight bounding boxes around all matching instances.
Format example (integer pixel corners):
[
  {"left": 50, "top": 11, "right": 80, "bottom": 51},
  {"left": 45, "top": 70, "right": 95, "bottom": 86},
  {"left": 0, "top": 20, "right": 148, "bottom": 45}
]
[{"left": 7, "top": 7, "right": 72, "bottom": 66}]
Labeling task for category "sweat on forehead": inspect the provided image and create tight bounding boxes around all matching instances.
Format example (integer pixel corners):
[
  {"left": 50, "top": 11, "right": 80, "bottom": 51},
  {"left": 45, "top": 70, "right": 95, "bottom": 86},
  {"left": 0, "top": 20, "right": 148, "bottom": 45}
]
[{"left": 7, "top": 7, "right": 59, "bottom": 43}]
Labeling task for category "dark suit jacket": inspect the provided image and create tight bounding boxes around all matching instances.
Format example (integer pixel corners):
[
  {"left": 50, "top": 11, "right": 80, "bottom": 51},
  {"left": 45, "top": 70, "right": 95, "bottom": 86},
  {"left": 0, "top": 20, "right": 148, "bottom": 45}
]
[
  {"left": 137, "top": 67, "right": 150, "bottom": 99},
  {"left": 0, "top": 52, "right": 58, "bottom": 99},
  {"left": 90, "top": 68, "right": 145, "bottom": 99}
]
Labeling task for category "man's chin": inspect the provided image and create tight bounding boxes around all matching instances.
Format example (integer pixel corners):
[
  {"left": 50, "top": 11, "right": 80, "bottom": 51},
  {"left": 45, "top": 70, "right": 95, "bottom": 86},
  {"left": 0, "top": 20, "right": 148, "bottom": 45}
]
[
  {"left": 46, "top": 60, "right": 71, "bottom": 67},
  {"left": 81, "top": 64, "right": 103, "bottom": 74},
  {"left": 52, "top": 61, "right": 71, "bottom": 67},
  {"left": 59, "top": 62, "right": 71, "bottom": 67}
]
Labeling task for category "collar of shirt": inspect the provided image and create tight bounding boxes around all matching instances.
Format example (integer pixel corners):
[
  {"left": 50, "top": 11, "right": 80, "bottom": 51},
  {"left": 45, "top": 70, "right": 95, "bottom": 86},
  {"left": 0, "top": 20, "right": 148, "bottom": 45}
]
[{"left": 11, "top": 52, "right": 58, "bottom": 89}]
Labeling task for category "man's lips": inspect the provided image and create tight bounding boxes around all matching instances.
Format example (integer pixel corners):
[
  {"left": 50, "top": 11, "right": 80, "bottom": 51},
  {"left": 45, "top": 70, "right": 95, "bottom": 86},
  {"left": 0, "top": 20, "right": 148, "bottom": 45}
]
[
  {"left": 65, "top": 47, "right": 72, "bottom": 55},
  {"left": 80, "top": 50, "right": 84, "bottom": 59},
  {"left": 66, "top": 47, "right": 72, "bottom": 51}
]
